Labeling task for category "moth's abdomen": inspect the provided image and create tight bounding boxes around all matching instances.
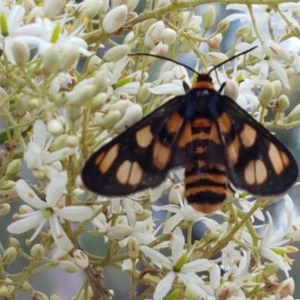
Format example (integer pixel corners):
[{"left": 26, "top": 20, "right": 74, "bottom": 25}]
[{"left": 183, "top": 116, "right": 228, "bottom": 214}]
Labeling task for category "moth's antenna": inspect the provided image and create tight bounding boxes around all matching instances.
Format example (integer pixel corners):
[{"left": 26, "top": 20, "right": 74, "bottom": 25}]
[
  {"left": 207, "top": 46, "right": 257, "bottom": 75},
  {"left": 128, "top": 46, "right": 257, "bottom": 76},
  {"left": 128, "top": 53, "right": 203, "bottom": 77}
]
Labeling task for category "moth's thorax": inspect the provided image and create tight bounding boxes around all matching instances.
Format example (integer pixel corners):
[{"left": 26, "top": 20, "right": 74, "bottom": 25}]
[{"left": 192, "top": 77, "right": 214, "bottom": 90}]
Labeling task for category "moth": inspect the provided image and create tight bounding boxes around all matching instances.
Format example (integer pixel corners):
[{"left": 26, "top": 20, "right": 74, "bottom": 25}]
[{"left": 82, "top": 48, "right": 298, "bottom": 214}]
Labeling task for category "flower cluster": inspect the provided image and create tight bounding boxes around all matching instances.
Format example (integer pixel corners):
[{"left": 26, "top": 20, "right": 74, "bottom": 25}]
[{"left": 0, "top": 0, "right": 300, "bottom": 299}]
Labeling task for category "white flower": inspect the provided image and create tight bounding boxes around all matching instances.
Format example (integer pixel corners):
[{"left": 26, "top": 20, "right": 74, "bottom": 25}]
[
  {"left": 23, "top": 120, "right": 77, "bottom": 170},
  {"left": 103, "top": 57, "right": 140, "bottom": 100},
  {"left": 258, "top": 212, "right": 291, "bottom": 277},
  {"left": 148, "top": 64, "right": 190, "bottom": 96},
  {"left": 35, "top": 17, "right": 91, "bottom": 57},
  {"left": 140, "top": 227, "right": 214, "bottom": 299},
  {"left": 153, "top": 202, "right": 205, "bottom": 233},
  {"left": 0, "top": 5, "right": 43, "bottom": 63},
  {"left": 283, "top": 194, "right": 300, "bottom": 241},
  {"left": 7, "top": 172, "right": 94, "bottom": 251}
]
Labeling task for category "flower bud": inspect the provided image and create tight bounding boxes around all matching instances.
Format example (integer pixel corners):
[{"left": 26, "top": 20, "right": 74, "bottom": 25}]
[
  {"left": 91, "top": 95, "right": 107, "bottom": 111},
  {"left": 185, "top": 283, "right": 202, "bottom": 300},
  {"left": 99, "top": 110, "right": 122, "bottom": 129},
  {"left": 138, "top": 83, "right": 151, "bottom": 102},
  {"left": 58, "top": 45, "right": 80, "bottom": 71},
  {"left": 31, "top": 244, "right": 45, "bottom": 258},
  {"left": 67, "top": 84, "right": 95, "bottom": 106},
  {"left": 12, "top": 39, "right": 30, "bottom": 66},
  {"left": 66, "top": 135, "right": 79, "bottom": 147},
  {"left": 127, "top": 237, "right": 139, "bottom": 260},
  {"left": 102, "top": 5, "right": 128, "bottom": 33},
  {"left": 145, "top": 21, "right": 165, "bottom": 48},
  {"left": 32, "top": 169, "right": 46, "bottom": 180},
  {"left": 207, "top": 33, "right": 222, "bottom": 49},
  {"left": 223, "top": 79, "right": 239, "bottom": 101},
  {"left": 0, "top": 287, "right": 10, "bottom": 298},
  {"left": 277, "top": 95, "right": 289, "bottom": 112},
  {"left": 271, "top": 80, "right": 282, "bottom": 98},
  {"left": 3, "top": 247, "right": 18, "bottom": 265},
  {"left": 87, "top": 55, "right": 102, "bottom": 74},
  {"left": 92, "top": 71, "right": 109, "bottom": 93},
  {"left": 114, "top": 104, "right": 142, "bottom": 131},
  {"left": 20, "top": 281, "right": 32, "bottom": 292},
  {"left": 8, "top": 237, "right": 20, "bottom": 249},
  {"left": 50, "top": 134, "right": 69, "bottom": 150},
  {"left": 43, "top": 45, "right": 59, "bottom": 74},
  {"left": 47, "top": 119, "right": 64, "bottom": 136},
  {"left": 78, "top": 0, "right": 102, "bottom": 18},
  {"left": 103, "top": 44, "right": 130, "bottom": 62},
  {"left": 1, "top": 180, "right": 15, "bottom": 190},
  {"left": 32, "top": 291, "right": 48, "bottom": 300},
  {"left": 236, "top": 26, "right": 250, "bottom": 39},
  {"left": 43, "top": 0, "right": 65, "bottom": 18},
  {"left": 276, "top": 278, "right": 294, "bottom": 298},
  {"left": 162, "top": 28, "right": 177, "bottom": 45},
  {"left": 150, "top": 42, "right": 169, "bottom": 56},
  {"left": 73, "top": 249, "right": 89, "bottom": 269},
  {"left": 259, "top": 81, "right": 275, "bottom": 106},
  {"left": 0, "top": 203, "right": 11, "bottom": 215},
  {"left": 285, "top": 103, "right": 300, "bottom": 122},
  {"left": 29, "top": 98, "right": 39, "bottom": 109},
  {"left": 19, "top": 204, "right": 34, "bottom": 214},
  {"left": 216, "top": 19, "right": 229, "bottom": 33},
  {"left": 202, "top": 5, "right": 216, "bottom": 29},
  {"left": 5, "top": 159, "right": 21, "bottom": 176}
]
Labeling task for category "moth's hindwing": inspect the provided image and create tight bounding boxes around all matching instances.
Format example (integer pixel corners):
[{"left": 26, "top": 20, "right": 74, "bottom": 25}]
[{"left": 217, "top": 95, "right": 298, "bottom": 196}]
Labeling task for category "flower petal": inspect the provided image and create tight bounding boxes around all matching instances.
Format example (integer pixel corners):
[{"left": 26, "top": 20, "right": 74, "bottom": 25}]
[
  {"left": 16, "top": 180, "right": 46, "bottom": 209},
  {"left": 140, "top": 245, "right": 171, "bottom": 269},
  {"left": 7, "top": 211, "right": 43, "bottom": 234},
  {"left": 153, "top": 272, "right": 176, "bottom": 300},
  {"left": 56, "top": 206, "right": 94, "bottom": 222},
  {"left": 49, "top": 216, "right": 73, "bottom": 251},
  {"left": 45, "top": 171, "right": 67, "bottom": 206}
]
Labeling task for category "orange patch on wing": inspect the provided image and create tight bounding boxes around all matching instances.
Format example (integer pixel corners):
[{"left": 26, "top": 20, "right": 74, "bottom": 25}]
[
  {"left": 153, "top": 141, "right": 171, "bottom": 169},
  {"left": 136, "top": 125, "right": 153, "bottom": 148},
  {"left": 165, "top": 112, "right": 183, "bottom": 134},
  {"left": 116, "top": 160, "right": 143, "bottom": 185},
  {"left": 268, "top": 142, "right": 290, "bottom": 175},
  {"left": 226, "top": 136, "right": 240, "bottom": 167},
  {"left": 217, "top": 112, "right": 232, "bottom": 134},
  {"left": 244, "top": 159, "right": 267, "bottom": 185},
  {"left": 240, "top": 124, "right": 257, "bottom": 148},
  {"left": 96, "top": 144, "right": 119, "bottom": 174}
]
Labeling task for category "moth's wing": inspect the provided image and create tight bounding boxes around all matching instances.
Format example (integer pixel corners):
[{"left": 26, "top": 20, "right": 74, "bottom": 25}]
[
  {"left": 217, "top": 96, "right": 298, "bottom": 195},
  {"left": 81, "top": 95, "right": 195, "bottom": 195}
]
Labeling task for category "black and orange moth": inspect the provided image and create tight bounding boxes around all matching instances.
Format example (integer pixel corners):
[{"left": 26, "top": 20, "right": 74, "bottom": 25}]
[{"left": 82, "top": 48, "right": 298, "bottom": 214}]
